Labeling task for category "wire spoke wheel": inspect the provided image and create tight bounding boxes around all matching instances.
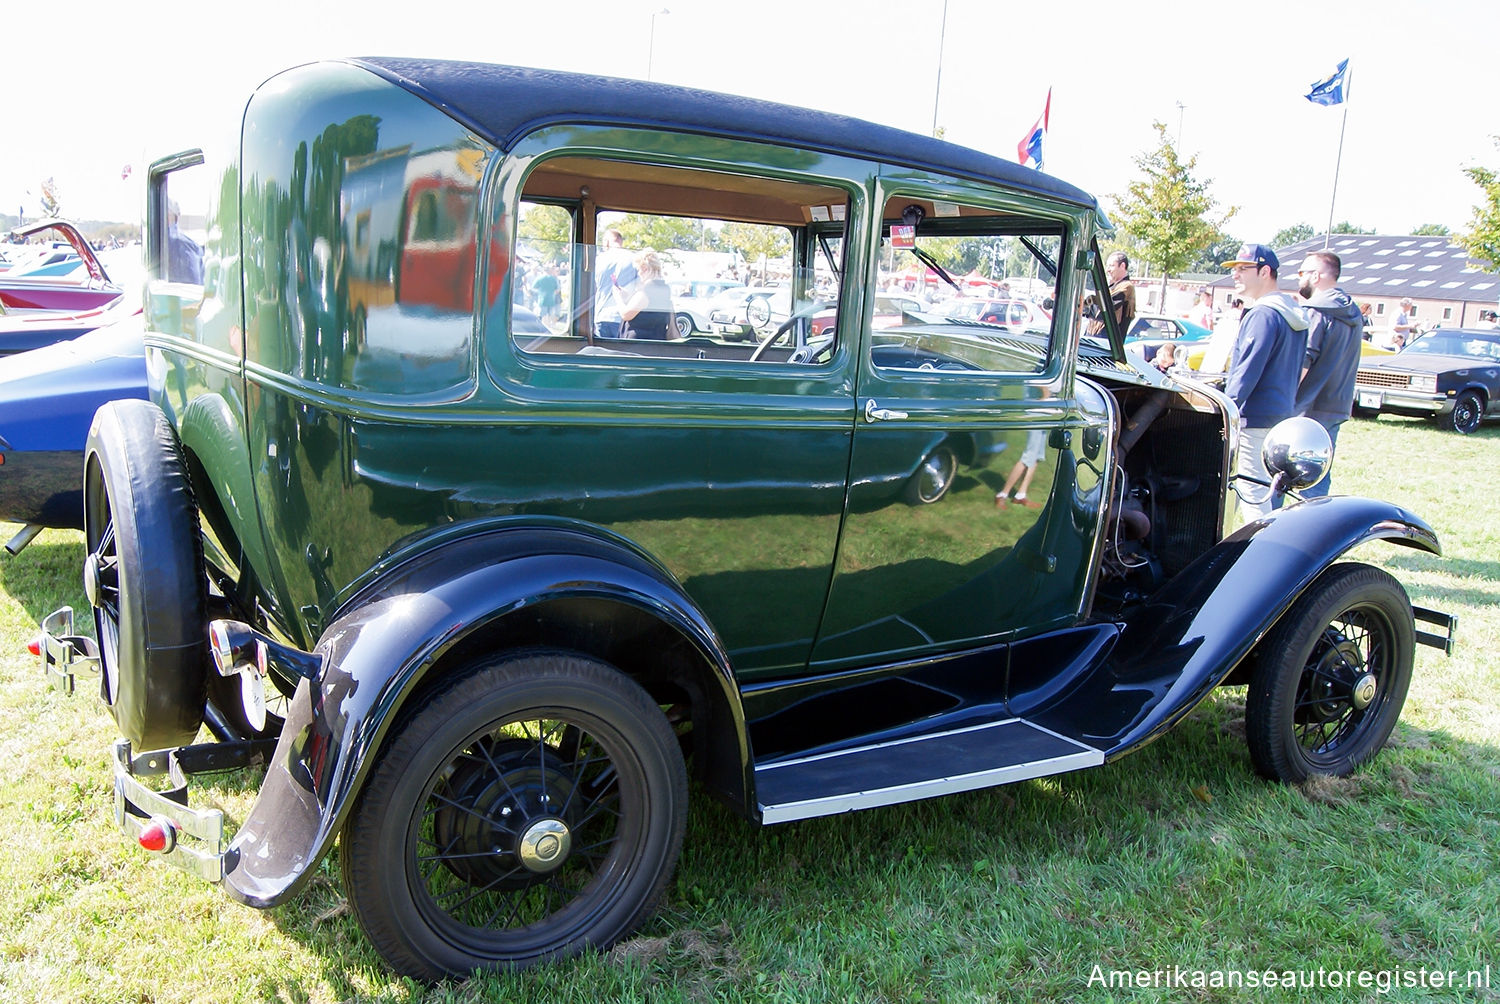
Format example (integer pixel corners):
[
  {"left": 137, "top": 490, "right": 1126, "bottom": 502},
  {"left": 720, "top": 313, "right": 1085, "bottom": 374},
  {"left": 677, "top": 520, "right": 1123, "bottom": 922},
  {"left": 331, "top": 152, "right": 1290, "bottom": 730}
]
[
  {"left": 342, "top": 651, "right": 686, "bottom": 980},
  {"left": 1247, "top": 563, "right": 1414, "bottom": 783}
]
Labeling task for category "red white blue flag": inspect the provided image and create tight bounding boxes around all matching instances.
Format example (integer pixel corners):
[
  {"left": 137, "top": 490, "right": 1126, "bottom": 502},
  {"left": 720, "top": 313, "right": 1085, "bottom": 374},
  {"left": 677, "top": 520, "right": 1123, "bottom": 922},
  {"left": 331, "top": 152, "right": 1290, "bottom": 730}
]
[{"left": 1017, "top": 88, "right": 1050, "bottom": 171}]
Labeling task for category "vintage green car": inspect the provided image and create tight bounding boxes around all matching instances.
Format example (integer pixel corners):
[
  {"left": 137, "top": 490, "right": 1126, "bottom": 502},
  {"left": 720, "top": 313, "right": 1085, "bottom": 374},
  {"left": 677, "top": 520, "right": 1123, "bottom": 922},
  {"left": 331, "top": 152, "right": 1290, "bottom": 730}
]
[{"left": 36, "top": 58, "right": 1455, "bottom": 981}]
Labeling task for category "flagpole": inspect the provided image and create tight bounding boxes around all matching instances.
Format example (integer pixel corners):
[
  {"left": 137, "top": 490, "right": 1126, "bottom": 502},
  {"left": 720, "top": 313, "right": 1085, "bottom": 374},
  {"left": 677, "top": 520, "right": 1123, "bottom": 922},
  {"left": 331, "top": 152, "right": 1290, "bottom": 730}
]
[{"left": 1323, "top": 64, "right": 1351, "bottom": 248}]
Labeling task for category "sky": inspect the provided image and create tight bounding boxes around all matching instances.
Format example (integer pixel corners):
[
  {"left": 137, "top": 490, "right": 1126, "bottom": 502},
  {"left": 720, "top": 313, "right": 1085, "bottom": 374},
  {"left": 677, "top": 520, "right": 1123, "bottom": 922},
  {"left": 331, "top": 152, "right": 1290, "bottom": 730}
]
[{"left": 6, "top": 0, "right": 1498, "bottom": 246}]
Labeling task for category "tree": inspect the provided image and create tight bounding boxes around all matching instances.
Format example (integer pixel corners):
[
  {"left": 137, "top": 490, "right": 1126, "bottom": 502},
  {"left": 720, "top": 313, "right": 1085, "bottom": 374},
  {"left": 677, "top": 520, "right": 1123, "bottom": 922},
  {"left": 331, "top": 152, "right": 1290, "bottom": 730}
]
[
  {"left": 1272, "top": 224, "right": 1314, "bottom": 249},
  {"left": 1458, "top": 136, "right": 1500, "bottom": 272},
  {"left": 517, "top": 204, "right": 573, "bottom": 265},
  {"left": 1190, "top": 230, "right": 1243, "bottom": 273},
  {"left": 1330, "top": 220, "right": 1374, "bottom": 235},
  {"left": 610, "top": 213, "right": 706, "bottom": 254},
  {"left": 1412, "top": 223, "right": 1451, "bottom": 236},
  {"left": 718, "top": 221, "right": 789, "bottom": 269},
  {"left": 1110, "top": 122, "right": 1235, "bottom": 303}
]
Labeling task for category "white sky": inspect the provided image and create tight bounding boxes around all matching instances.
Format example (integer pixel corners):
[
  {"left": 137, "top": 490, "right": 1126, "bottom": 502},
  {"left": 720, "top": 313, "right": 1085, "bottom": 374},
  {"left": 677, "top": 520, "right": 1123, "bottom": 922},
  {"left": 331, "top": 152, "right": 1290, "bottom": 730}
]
[{"left": 6, "top": 0, "right": 1497, "bottom": 244}]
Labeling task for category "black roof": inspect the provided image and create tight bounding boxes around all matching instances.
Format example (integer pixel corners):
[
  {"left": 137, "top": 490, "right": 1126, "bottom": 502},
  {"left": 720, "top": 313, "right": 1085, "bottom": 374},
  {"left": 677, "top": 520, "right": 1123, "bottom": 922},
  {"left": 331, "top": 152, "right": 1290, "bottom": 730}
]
[
  {"left": 350, "top": 57, "right": 1096, "bottom": 212},
  {"left": 1208, "top": 233, "right": 1499, "bottom": 303}
]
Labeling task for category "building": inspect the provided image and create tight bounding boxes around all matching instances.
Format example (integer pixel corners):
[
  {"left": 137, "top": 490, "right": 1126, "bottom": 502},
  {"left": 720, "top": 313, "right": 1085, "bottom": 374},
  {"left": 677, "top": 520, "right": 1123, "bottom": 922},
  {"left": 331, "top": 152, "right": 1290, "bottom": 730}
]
[{"left": 1205, "top": 234, "right": 1499, "bottom": 332}]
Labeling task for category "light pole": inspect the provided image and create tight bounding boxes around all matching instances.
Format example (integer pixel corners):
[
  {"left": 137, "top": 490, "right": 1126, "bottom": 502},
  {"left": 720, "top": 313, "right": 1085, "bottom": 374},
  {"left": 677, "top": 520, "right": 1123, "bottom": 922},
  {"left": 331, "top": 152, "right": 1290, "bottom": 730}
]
[{"left": 647, "top": 8, "right": 670, "bottom": 81}]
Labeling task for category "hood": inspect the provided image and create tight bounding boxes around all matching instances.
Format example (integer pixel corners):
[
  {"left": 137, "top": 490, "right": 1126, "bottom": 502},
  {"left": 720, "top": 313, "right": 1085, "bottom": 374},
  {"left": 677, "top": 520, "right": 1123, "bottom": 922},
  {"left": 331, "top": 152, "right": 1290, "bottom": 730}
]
[
  {"left": 1254, "top": 291, "right": 1310, "bottom": 331},
  {"left": 1304, "top": 287, "right": 1363, "bottom": 325}
]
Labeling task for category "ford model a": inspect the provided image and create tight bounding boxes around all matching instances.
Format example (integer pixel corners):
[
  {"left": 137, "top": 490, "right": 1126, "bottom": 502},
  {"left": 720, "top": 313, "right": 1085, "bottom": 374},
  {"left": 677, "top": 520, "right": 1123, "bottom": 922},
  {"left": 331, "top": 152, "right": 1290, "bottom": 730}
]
[{"left": 35, "top": 59, "right": 1455, "bottom": 980}]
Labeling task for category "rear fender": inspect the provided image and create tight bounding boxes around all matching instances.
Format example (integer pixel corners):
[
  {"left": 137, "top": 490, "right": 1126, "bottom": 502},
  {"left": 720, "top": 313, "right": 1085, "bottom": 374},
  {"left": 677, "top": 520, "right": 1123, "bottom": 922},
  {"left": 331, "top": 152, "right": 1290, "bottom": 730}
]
[
  {"left": 219, "top": 522, "right": 742, "bottom": 907},
  {"left": 1031, "top": 496, "right": 1440, "bottom": 758}
]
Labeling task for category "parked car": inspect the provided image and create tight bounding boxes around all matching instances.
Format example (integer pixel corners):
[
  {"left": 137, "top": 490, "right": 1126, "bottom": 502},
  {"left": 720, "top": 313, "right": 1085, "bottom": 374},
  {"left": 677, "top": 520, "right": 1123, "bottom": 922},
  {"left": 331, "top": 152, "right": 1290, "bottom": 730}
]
[
  {"left": 1124, "top": 314, "right": 1213, "bottom": 367},
  {"left": 946, "top": 297, "right": 1051, "bottom": 331},
  {"left": 1, "top": 220, "right": 122, "bottom": 317},
  {"left": 707, "top": 284, "right": 794, "bottom": 340},
  {"left": 669, "top": 278, "right": 745, "bottom": 337},
  {"left": 1352, "top": 327, "right": 1500, "bottom": 433},
  {"left": 0, "top": 312, "right": 146, "bottom": 543},
  {"left": 35, "top": 58, "right": 1454, "bottom": 983}
]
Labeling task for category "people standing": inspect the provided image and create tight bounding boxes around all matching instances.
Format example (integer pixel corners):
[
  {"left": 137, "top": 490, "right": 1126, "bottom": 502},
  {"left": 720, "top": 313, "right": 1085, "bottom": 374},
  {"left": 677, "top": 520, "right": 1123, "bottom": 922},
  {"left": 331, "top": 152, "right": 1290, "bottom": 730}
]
[
  {"left": 1105, "top": 251, "right": 1136, "bottom": 333},
  {"left": 594, "top": 228, "right": 638, "bottom": 339},
  {"left": 1220, "top": 244, "right": 1309, "bottom": 518},
  {"left": 1188, "top": 287, "right": 1215, "bottom": 329},
  {"left": 1293, "top": 251, "right": 1363, "bottom": 498},
  {"left": 1391, "top": 297, "right": 1417, "bottom": 348},
  {"left": 617, "top": 251, "right": 675, "bottom": 340}
]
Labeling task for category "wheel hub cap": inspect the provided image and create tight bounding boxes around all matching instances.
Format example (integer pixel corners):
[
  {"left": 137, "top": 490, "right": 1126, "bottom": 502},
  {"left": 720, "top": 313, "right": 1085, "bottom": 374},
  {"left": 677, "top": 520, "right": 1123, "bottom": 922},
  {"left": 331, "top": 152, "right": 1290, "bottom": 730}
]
[
  {"left": 517, "top": 817, "right": 572, "bottom": 873},
  {"left": 1350, "top": 672, "right": 1378, "bottom": 710},
  {"left": 82, "top": 551, "right": 102, "bottom": 607}
]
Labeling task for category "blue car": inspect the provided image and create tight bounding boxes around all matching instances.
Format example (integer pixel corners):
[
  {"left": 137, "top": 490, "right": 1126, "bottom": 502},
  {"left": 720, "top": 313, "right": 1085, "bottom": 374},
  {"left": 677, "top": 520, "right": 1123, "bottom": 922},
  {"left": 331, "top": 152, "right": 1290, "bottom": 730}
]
[{"left": 0, "top": 312, "right": 146, "bottom": 543}]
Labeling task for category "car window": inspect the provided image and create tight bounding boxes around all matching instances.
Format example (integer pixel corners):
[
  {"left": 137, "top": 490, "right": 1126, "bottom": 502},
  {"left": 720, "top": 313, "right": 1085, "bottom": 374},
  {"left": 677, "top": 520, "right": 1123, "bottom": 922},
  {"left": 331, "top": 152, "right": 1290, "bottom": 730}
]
[
  {"left": 511, "top": 155, "right": 850, "bottom": 365},
  {"left": 871, "top": 196, "right": 1063, "bottom": 375}
]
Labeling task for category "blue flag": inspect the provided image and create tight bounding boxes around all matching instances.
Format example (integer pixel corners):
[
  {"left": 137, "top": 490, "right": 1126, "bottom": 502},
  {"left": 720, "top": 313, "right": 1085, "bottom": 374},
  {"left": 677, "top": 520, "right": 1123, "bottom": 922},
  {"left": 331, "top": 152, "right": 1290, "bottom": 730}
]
[{"left": 1305, "top": 59, "right": 1349, "bottom": 106}]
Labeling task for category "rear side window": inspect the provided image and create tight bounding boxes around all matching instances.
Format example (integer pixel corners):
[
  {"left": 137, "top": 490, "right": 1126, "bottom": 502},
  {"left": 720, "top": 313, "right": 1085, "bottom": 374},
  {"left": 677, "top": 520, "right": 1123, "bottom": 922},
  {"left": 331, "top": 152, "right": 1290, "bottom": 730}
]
[{"left": 511, "top": 155, "right": 850, "bottom": 366}]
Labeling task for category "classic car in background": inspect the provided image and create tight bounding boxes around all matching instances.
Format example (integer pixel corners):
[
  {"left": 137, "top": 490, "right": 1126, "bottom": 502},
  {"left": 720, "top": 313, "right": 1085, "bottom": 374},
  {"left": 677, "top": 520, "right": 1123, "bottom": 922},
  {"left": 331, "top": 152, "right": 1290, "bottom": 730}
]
[
  {"left": 707, "top": 284, "right": 793, "bottom": 339},
  {"left": 0, "top": 313, "right": 146, "bottom": 547},
  {"left": 1125, "top": 314, "right": 1214, "bottom": 367},
  {"left": 669, "top": 278, "right": 744, "bottom": 337},
  {"left": 33, "top": 58, "right": 1453, "bottom": 983},
  {"left": 947, "top": 296, "right": 1051, "bottom": 331},
  {"left": 1, "top": 220, "right": 122, "bottom": 317},
  {"left": 1352, "top": 327, "right": 1500, "bottom": 433}
]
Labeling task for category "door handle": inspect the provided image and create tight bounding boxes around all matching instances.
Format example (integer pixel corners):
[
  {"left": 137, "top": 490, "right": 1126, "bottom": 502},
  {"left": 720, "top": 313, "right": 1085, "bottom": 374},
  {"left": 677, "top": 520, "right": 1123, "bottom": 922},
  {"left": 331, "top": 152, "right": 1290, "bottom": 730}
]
[{"left": 864, "top": 399, "right": 908, "bottom": 423}]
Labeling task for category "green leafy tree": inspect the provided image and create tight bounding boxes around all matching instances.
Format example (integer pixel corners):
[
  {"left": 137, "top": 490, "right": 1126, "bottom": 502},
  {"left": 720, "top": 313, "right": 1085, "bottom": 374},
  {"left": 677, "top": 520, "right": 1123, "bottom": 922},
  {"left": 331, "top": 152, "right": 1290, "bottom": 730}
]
[
  {"left": 1189, "top": 229, "right": 1243, "bottom": 273},
  {"left": 1412, "top": 223, "right": 1451, "bottom": 236},
  {"left": 719, "top": 221, "right": 790, "bottom": 270},
  {"left": 1330, "top": 220, "right": 1374, "bottom": 235},
  {"left": 517, "top": 204, "right": 573, "bottom": 265},
  {"left": 1458, "top": 136, "right": 1500, "bottom": 271},
  {"left": 1111, "top": 122, "right": 1235, "bottom": 303},
  {"left": 1272, "top": 224, "right": 1314, "bottom": 249},
  {"left": 610, "top": 213, "right": 706, "bottom": 253}
]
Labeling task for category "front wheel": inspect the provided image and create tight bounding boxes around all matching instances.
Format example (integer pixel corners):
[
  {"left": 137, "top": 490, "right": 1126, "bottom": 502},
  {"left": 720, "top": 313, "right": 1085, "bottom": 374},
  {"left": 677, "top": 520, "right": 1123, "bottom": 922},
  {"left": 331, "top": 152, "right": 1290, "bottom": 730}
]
[
  {"left": 1246, "top": 563, "right": 1414, "bottom": 783},
  {"left": 341, "top": 650, "right": 688, "bottom": 980},
  {"left": 673, "top": 312, "right": 694, "bottom": 338},
  {"left": 1445, "top": 390, "right": 1484, "bottom": 434}
]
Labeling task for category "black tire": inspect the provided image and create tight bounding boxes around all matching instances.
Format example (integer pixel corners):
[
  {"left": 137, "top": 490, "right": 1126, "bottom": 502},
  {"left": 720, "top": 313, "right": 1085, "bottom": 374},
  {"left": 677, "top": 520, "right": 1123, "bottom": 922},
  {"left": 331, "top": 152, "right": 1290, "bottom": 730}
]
[
  {"left": 1445, "top": 390, "right": 1484, "bottom": 434},
  {"left": 903, "top": 445, "right": 958, "bottom": 505},
  {"left": 673, "top": 312, "right": 694, "bottom": 338},
  {"left": 341, "top": 650, "right": 688, "bottom": 980},
  {"left": 83, "top": 400, "right": 208, "bottom": 750},
  {"left": 1246, "top": 563, "right": 1414, "bottom": 783}
]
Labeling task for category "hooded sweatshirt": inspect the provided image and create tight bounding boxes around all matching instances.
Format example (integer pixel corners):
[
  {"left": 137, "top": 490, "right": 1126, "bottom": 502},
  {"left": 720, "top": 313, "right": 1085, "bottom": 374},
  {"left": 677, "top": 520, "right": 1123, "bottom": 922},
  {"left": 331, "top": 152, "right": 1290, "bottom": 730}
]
[
  {"left": 1226, "top": 291, "right": 1310, "bottom": 427},
  {"left": 1295, "top": 287, "right": 1364, "bottom": 423}
]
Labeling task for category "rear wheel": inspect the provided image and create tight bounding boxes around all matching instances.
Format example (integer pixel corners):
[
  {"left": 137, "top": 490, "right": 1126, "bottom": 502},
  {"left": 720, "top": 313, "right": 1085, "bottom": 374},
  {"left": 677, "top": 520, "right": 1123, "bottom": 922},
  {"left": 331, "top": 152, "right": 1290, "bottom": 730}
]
[
  {"left": 903, "top": 445, "right": 958, "bottom": 505},
  {"left": 341, "top": 650, "right": 687, "bottom": 980},
  {"left": 1246, "top": 563, "right": 1414, "bottom": 783},
  {"left": 673, "top": 312, "right": 694, "bottom": 338},
  {"left": 83, "top": 400, "right": 208, "bottom": 750}
]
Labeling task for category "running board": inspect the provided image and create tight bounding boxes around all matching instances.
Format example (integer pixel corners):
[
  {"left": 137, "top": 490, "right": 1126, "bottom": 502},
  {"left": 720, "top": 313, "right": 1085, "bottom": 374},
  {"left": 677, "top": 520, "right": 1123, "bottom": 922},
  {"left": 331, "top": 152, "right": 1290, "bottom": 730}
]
[{"left": 755, "top": 718, "right": 1103, "bottom": 824}]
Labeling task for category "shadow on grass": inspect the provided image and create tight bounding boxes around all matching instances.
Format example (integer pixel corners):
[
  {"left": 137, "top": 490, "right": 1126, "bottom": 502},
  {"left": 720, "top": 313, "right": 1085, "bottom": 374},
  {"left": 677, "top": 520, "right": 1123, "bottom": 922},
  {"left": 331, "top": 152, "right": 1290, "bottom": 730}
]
[
  {"left": 0, "top": 534, "right": 89, "bottom": 628},
  {"left": 1383, "top": 550, "right": 1500, "bottom": 585}
]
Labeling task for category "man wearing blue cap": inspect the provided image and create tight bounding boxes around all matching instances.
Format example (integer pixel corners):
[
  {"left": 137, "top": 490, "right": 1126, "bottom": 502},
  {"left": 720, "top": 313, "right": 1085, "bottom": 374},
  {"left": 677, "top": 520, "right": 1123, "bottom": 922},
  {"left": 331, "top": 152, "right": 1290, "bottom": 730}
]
[{"left": 1221, "top": 243, "right": 1309, "bottom": 517}]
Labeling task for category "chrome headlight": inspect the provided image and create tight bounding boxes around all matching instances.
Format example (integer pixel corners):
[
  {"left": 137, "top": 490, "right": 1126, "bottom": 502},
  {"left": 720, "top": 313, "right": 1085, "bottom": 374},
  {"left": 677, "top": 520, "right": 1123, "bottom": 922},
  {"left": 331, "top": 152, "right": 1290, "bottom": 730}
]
[
  {"left": 1263, "top": 417, "right": 1332, "bottom": 492},
  {"left": 1409, "top": 373, "right": 1438, "bottom": 393}
]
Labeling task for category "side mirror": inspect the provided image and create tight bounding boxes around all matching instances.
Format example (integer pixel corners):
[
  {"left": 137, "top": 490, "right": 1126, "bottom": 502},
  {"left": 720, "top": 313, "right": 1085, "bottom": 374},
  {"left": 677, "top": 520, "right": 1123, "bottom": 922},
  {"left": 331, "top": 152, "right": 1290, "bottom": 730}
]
[{"left": 1262, "top": 417, "right": 1332, "bottom": 493}]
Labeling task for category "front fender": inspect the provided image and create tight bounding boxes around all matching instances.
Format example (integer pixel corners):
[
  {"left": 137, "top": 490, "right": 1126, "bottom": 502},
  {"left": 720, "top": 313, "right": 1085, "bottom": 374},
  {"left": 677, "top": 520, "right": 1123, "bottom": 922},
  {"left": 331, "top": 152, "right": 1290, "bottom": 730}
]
[
  {"left": 1039, "top": 495, "right": 1439, "bottom": 760},
  {"left": 219, "top": 523, "right": 741, "bottom": 908}
]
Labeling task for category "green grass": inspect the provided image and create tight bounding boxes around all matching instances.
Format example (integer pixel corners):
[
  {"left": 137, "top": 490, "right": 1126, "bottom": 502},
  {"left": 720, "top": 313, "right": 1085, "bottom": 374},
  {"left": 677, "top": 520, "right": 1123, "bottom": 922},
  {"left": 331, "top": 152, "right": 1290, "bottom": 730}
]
[{"left": 1, "top": 414, "right": 1496, "bottom": 1003}]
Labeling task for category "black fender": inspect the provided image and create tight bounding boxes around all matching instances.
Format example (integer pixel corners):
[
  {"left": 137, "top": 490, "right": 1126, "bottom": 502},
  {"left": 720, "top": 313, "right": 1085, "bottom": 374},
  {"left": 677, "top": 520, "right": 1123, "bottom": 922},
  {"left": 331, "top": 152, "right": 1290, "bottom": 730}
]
[
  {"left": 1029, "top": 495, "right": 1440, "bottom": 759},
  {"left": 218, "top": 520, "right": 744, "bottom": 908}
]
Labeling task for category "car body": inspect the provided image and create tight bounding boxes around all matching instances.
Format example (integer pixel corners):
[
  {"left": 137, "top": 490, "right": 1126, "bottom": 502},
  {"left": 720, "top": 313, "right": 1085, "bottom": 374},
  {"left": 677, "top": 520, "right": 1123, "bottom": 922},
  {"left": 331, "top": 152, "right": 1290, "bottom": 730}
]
[
  {"left": 1, "top": 220, "right": 122, "bottom": 317},
  {"left": 1352, "top": 326, "right": 1500, "bottom": 433},
  {"left": 1124, "top": 314, "right": 1213, "bottom": 367},
  {"left": 33, "top": 59, "right": 1453, "bottom": 983},
  {"left": 0, "top": 312, "right": 147, "bottom": 535}
]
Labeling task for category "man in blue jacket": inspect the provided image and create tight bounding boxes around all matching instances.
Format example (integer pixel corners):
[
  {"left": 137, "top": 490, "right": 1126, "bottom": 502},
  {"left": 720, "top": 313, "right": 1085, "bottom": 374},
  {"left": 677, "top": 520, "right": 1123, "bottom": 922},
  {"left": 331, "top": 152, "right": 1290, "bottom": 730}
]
[
  {"left": 1294, "top": 250, "right": 1363, "bottom": 497},
  {"left": 1222, "top": 244, "right": 1308, "bottom": 517}
]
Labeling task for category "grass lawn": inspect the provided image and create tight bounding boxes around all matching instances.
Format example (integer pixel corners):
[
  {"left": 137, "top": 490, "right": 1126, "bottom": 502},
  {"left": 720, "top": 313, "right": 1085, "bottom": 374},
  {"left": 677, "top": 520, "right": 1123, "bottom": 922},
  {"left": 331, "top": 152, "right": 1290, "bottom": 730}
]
[{"left": 0, "top": 414, "right": 1496, "bottom": 1003}]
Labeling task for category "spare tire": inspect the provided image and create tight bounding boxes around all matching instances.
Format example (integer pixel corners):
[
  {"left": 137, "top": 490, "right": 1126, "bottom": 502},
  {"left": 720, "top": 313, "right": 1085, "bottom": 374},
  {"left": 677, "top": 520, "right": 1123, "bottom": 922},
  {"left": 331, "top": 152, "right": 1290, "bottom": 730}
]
[{"left": 83, "top": 400, "right": 208, "bottom": 750}]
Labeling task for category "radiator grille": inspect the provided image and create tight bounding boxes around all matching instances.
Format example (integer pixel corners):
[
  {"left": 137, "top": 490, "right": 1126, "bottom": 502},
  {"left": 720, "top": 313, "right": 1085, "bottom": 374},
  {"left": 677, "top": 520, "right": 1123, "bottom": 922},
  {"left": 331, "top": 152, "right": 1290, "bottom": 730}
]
[{"left": 1355, "top": 370, "right": 1409, "bottom": 389}]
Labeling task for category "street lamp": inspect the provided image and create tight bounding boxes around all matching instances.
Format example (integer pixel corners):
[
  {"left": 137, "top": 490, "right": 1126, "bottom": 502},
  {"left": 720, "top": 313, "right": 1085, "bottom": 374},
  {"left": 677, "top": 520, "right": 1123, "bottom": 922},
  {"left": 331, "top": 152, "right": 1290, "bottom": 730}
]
[{"left": 647, "top": 8, "right": 671, "bottom": 81}]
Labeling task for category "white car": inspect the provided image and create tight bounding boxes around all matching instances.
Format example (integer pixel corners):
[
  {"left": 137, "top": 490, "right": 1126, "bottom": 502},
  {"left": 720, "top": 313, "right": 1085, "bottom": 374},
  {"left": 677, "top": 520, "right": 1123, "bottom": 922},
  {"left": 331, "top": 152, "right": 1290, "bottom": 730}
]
[{"left": 708, "top": 285, "right": 793, "bottom": 340}]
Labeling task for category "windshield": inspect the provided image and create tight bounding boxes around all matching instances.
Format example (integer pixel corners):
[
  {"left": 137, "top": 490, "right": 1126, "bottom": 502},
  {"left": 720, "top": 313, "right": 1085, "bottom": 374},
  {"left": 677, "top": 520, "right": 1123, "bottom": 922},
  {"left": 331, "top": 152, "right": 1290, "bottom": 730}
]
[{"left": 1405, "top": 333, "right": 1500, "bottom": 361}]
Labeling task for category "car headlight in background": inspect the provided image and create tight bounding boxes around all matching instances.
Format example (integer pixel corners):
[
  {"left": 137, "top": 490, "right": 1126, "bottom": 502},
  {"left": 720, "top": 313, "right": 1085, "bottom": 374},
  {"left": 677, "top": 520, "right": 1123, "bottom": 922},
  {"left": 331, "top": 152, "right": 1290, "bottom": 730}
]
[{"left": 1409, "top": 374, "right": 1438, "bottom": 393}]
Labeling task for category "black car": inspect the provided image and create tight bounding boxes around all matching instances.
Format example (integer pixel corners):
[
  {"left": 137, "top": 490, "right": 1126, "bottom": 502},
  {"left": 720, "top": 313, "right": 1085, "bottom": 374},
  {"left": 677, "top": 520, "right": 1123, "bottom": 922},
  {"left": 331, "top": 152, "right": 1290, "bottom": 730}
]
[{"left": 1353, "top": 327, "right": 1500, "bottom": 433}]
